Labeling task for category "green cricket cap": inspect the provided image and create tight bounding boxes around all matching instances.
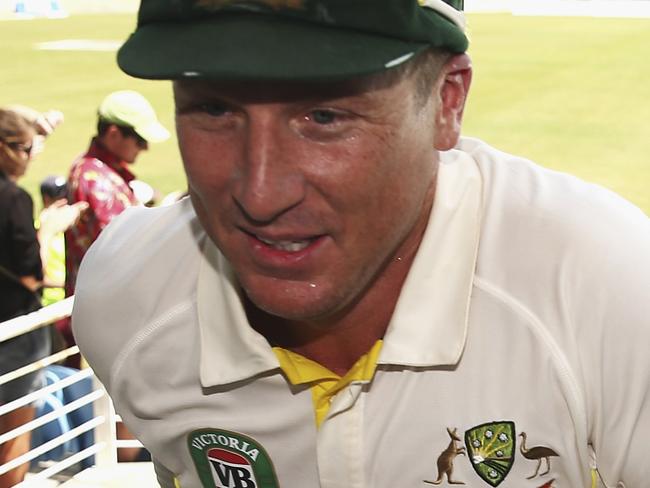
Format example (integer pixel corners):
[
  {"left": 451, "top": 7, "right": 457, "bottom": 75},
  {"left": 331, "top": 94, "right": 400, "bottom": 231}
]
[
  {"left": 118, "top": 0, "right": 468, "bottom": 82},
  {"left": 98, "top": 90, "right": 170, "bottom": 143}
]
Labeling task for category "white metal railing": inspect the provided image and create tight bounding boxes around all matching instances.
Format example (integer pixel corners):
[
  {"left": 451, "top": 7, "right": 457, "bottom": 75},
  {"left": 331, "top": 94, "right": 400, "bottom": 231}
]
[
  {"left": 0, "top": 297, "right": 74, "bottom": 344},
  {"left": 0, "top": 296, "right": 141, "bottom": 486}
]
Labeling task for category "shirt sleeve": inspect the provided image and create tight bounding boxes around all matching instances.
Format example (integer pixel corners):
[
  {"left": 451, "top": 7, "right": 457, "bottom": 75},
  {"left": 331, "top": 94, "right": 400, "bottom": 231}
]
[
  {"left": 8, "top": 187, "right": 42, "bottom": 279},
  {"left": 573, "top": 203, "right": 650, "bottom": 486},
  {"left": 72, "top": 165, "right": 134, "bottom": 239},
  {"left": 153, "top": 459, "right": 178, "bottom": 488}
]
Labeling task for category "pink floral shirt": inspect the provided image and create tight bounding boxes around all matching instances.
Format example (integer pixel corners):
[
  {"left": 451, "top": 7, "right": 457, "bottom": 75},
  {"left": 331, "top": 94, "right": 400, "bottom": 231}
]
[{"left": 65, "top": 139, "right": 139, "bottom": 297}]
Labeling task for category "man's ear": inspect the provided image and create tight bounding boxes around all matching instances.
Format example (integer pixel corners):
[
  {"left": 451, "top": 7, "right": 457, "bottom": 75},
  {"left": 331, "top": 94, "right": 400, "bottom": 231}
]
[
  {"left": 434, "top": 54, "right": 472, "bottom": 151},
  {"left": 105, "top": 124, "right": 121, "bottom": 140},
  {"left": 101, "top": 124, "right": 122, "bottom": 148}
]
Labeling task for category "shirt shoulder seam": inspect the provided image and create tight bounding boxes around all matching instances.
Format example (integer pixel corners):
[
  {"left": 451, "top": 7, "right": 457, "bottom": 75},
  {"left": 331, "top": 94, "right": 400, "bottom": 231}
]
[
  {"left": 473, "top": 274, "right": 588, "bottom": 440},
  {"left": 109, "top": 298, "right": 196, "bottom": 391}
]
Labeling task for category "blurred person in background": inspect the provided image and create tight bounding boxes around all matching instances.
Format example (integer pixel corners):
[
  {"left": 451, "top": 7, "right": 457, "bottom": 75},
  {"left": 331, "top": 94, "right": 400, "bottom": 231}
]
[
  {"left": 4, "top": 104, "right": 64, "bottom": 158},
  {"left": 65, "top": 90, "right": 169, "bottom": 303},
  {"left": 38, "top": 175, "right": 69, "bottom": 308},
  {"left": 0, "top": 108, "right": 85, "bottom": 487},
  {"left": 38, "top": 175, "right": 75, "bottom": 357}
]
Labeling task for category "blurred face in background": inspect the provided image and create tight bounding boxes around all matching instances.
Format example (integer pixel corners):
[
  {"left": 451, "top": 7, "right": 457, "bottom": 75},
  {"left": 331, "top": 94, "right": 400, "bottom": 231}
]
[
  {"left": 101, "top": 124, "right": 148, "bottom": 164},
  {"left": 0, "top": 128, "right": 36, "bottom": 181}
]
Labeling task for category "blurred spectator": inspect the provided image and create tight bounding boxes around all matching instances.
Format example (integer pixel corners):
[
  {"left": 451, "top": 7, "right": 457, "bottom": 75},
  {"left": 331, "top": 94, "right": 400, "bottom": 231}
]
[
  {"left": 0, "top": 108, "right": 84, "bottom": 487},
  {"left": 38, "top": 175, "right": 68, "bottom": 307},
  {"left": 4, "top": 104, "right": 64, "bottom": 158},
  {"left": 30, "top": 365, "right": 94, "bottom": 472},
  {"left": 37, "top": 175, "right": 73, "bottom": 356},
  {"left": 65, "top": 90, "right": 169, "bottom": 303}
]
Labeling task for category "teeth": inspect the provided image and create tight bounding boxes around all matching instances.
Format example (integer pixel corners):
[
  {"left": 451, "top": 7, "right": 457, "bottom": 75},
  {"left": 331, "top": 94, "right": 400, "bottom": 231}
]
[{"left": 257, "top": 236, "right": 311, "bottom": 252}]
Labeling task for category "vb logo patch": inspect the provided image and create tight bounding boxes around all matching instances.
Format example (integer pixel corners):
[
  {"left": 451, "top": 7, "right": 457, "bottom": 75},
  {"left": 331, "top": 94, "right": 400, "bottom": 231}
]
[
  {"left": 188, "top": 429, "right": 279, "bottom": 488},
  {"left": 464, "top": 421, "right": 515, "bottom": 487}
]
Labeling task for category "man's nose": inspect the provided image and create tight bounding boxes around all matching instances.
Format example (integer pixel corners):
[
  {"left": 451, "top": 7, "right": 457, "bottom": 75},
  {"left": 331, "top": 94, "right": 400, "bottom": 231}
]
[{"left": 233, "top": 115, "right": 306, "bottom": 224}]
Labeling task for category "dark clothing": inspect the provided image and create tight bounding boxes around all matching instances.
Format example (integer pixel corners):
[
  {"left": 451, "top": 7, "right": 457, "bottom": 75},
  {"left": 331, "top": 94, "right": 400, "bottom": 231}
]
[
  {"left": 31, "top": 365, "right": 95, "bottom": 469},
  {"left": 0, "top": 171, "right": 42, "bottom": 322},
  {"left": 0, "top": 329, "right": 49, "bottom": 403},
  {"left": 0, "top": 171, "right": 48, "bottom": 403}
]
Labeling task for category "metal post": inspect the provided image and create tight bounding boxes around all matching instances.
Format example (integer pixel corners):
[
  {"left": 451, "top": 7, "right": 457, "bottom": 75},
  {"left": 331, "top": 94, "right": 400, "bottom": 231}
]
[{"left": 91, "top": 376, "right": 118, "bottom": 468}]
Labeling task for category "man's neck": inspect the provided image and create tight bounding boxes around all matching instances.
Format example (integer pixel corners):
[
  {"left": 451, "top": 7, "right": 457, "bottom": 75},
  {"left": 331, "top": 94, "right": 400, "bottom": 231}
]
[
  {"left": 86, "top": 138, "right": 135, "bottom": 183},
  {"left": 246, "top": 265, "right": 405, "bottom": 376}
]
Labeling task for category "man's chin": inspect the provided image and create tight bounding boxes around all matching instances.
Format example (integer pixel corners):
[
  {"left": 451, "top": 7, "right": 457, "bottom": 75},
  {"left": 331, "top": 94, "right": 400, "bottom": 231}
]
[{"left": 242, "top": 280, "right": 341, "bottom": 324}]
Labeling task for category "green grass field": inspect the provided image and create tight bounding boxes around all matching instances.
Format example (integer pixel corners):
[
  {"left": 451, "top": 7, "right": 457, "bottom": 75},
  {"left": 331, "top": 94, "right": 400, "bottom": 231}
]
[
  {"left": 1, "top": 12, "right": 649, "bottom": 213},
  {"left": 464, "top": 14, "right": 650, "bottom": 214}
]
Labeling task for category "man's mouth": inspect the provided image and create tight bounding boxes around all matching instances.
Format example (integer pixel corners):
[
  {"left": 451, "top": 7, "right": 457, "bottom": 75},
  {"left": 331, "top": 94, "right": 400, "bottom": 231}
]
[{"left": 255, "top": 235, "right": 313, "bottom": 252}]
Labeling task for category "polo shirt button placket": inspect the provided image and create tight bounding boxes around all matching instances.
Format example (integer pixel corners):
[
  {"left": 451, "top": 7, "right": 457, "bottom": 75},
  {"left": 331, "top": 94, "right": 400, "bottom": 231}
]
[{"left": 317, "top": 383, "right": 367, "bottom": 488}]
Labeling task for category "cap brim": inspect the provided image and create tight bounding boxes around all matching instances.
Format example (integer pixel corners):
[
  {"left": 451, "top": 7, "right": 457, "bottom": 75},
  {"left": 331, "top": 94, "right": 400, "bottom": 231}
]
[
  {"left": 135, "top": 121, "right": 170, "bottom": 143},
  {"left": 117, "top": 14, "right": 462, "bottom": 82}
]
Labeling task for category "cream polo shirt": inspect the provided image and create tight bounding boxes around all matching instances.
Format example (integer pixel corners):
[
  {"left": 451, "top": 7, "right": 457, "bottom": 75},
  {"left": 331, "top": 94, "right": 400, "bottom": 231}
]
[{"left": 72, "top": 137, "right": 650, "bottom": 488}]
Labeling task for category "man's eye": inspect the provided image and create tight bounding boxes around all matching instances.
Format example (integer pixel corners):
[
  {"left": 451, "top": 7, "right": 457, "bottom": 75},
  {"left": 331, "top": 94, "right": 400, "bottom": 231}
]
[
  {"left": 309, "top": 110, "right": 337, "bottom": 125},
  {"left": 198, "top": 103, "right": 229, "bottom": 117}
]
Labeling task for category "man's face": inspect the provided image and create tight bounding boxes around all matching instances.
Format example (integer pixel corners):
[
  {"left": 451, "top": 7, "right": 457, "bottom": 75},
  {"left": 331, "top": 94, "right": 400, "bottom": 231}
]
[
  {"left": 109, "top": 126, "right": 148, "bottom": 164},
  {"left": 174, "top": 69, "right": 441, "bottom": 323}
]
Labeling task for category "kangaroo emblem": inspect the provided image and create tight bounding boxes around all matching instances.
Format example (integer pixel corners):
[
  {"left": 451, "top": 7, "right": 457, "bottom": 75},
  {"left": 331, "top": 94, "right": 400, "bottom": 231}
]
[{"left": 423, "top": 427, "right": 466, "bottom": 485}]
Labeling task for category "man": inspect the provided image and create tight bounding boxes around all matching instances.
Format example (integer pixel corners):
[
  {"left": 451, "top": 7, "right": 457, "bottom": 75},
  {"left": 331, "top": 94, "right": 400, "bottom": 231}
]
[
  {"left": 72, "top": 1, "right": 650, "bottom": 487},
  {"left": 65, "top": 89, "right": 169, "bottom": 300}
]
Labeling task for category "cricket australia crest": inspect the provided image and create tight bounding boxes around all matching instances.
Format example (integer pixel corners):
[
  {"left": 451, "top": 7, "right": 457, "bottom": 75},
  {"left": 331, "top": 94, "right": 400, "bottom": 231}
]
[
  {"left": 189, "top": 429, "right": 279, "bottom": 488},
  {"left": 464, "top": 421, "right": 516, "bottom": 487}
]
